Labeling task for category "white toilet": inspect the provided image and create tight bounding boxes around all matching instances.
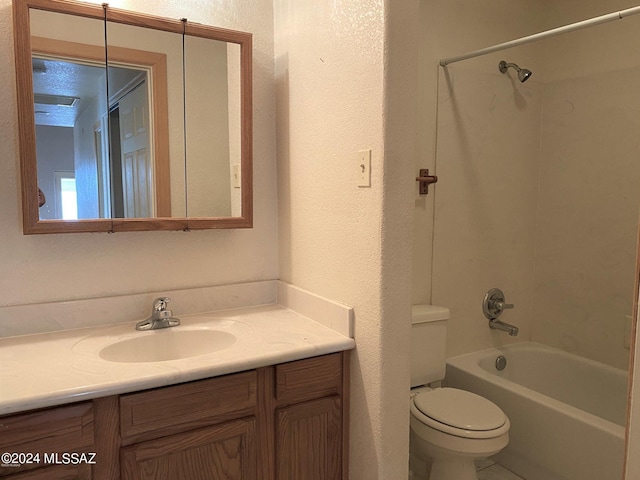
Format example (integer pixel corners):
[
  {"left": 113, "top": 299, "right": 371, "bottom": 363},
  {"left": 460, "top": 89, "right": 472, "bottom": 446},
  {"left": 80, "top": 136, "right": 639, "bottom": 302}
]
[{"left": 409, "top": 305, "right": 510, "bottom": 480}]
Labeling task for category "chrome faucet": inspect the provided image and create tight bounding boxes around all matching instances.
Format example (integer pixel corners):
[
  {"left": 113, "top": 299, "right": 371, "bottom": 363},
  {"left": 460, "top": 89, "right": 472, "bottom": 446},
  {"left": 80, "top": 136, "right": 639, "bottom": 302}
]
[
  {"left": 488, "top": 318, "right": 519, "bottom": 336},
  {"left": 135, "top": 297, "right": 181, "bottom": 330},
  {"left": 482, "top": 288, "right": 519, "bottom": 336}
]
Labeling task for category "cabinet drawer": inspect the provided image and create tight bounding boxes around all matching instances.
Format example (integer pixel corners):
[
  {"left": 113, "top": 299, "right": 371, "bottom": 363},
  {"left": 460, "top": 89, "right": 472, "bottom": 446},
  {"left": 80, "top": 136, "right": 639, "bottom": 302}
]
[
  {"left": 120, "top": 371, "right": 257, "bottom": 441},
  {"left": 0, "top": 402, "right": 94, "bottom": 477},
  {"left": 275, "top": 353, "right": 342, "bottom": 405}
]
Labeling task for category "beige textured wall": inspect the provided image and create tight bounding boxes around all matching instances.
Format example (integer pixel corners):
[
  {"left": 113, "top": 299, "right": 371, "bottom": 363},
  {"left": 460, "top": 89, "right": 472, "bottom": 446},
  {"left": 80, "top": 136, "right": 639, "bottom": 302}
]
[
  {"left": 274, "top": 1, "right": 418, "bottom": 478},
  {"left": 528, "top": 0, "right": 640, "bottom": 371},
  {"left": 538, "top": 1, "right": 640, "bottom": 477},
  {"left": 533, "top": 69, "right": 640, "bottom": 369},
  {"left": 431, "top": 65, "right": 541, "bottom": 357},
  {"left": 417, "top": 0, "right": 545, "bottom": 356},
  {"left": 414, "top": 1, "right": 546, "bottom": 307},
  {"left": 0, "top": 0, "right": 278, "bottom": 306}
]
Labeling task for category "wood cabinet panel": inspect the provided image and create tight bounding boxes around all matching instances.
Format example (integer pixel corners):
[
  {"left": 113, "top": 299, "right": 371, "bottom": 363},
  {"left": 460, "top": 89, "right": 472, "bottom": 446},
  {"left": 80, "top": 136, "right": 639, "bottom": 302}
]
[
  {"left": 276, "top": 396, "right": 342, "bottom": 480},
  {"left": 120, "top": 371, "right": 256, "bottom": 443},
  {"left": 121, "top": 418, "right": 257, "bottom": 480},
  {"left": 2, "top": 464, "right": 91, "bottom": 480},
  {"left": 0, "top": 402, "right": 94, "bottom": 477},
  {"left": 275, "top": 354, "right": 342, "bottom": 405},
  {"left": 0, "top": 402, "right": 94, "bottom": 450},
  {"left": 256, "top": 368, "right": 275, "bottom": 480},
  {"left": 93, "top": 396, "right": 120, "bottom": 480}
]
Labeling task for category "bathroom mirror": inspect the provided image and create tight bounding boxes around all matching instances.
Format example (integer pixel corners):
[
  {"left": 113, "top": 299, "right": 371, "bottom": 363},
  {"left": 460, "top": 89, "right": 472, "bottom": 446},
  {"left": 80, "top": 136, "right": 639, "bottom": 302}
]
[{"left": 13, "top": 0, "right": 252, "bottom": 233}]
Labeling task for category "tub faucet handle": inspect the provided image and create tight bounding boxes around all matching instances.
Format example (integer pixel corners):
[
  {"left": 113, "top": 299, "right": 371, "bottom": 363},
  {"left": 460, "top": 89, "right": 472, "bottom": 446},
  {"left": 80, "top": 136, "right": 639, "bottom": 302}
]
[
  {"left": 483, "top": 288, "right": 518, "bottom": 336},
  {"left": 494, "top": 300, "right": 514, "bottom": 310},
  {"left": 482, "top": 288, "right": 514, "bottom": 320}
]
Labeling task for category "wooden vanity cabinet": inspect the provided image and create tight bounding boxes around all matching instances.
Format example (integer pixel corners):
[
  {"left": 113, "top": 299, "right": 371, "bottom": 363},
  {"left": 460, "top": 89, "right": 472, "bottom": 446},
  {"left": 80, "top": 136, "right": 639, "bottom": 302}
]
[{"left": 0, "top": 352, "right": 349, "bottom": 480}]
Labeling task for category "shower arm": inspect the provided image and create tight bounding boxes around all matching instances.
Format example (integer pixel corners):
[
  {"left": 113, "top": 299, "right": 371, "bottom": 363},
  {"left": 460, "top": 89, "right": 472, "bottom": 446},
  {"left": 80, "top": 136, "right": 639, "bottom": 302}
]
[{"left": 499, "top": 62, "right": 518, "bottom": 72}]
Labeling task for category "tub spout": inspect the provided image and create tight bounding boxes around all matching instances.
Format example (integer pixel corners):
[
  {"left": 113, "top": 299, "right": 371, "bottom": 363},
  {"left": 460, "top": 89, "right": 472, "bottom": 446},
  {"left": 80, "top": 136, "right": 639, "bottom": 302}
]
[{"left": 489, "top": 318, "right": 519, "bottom": 336}]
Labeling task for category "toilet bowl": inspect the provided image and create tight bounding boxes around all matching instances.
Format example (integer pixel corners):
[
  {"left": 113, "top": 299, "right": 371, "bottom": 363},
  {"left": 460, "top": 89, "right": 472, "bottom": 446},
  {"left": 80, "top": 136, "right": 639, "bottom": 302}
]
[
  {"left": 409, "top": 387, "right": 510, "bottom": 480},
  {"left": 408, "top": 305, "right": 511, "bottom": 480}
]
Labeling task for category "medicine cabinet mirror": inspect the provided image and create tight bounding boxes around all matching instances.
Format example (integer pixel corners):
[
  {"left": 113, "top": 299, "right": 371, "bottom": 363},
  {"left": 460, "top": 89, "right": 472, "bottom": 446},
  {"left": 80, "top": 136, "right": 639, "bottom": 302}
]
[{"left": 13, "top": 0, "right": 252, "bottom": 234}]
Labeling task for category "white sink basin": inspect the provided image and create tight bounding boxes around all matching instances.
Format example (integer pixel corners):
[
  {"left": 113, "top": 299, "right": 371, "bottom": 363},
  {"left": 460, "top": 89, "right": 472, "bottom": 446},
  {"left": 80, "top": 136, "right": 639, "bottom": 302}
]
[{"left": 99, "top": 328, "right": 236, "bottom": 363}]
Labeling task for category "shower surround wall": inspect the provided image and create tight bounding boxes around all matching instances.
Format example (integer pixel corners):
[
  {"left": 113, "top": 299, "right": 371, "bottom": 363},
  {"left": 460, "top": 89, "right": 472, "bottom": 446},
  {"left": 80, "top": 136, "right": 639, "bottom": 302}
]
[
  {"left": 533, "top": 69, "right": 640, "bottom": 369},
  {"left": 431, "top": 63, "right": 541, "bottom": 357},
  {"left": 419, "top": 0, "right": 546, "bottom": 362},
  {"left": 423, "top": 0, "right": 640, "bottom": 369},
  {"left": 433, "top": 62, "right": 640, "bottom": 369},
  {"left": 531, "top": 0, "right": 640, "bottom": 370},
  {"left": 414, "top": 0, "right": 546, "bottom": 308}
]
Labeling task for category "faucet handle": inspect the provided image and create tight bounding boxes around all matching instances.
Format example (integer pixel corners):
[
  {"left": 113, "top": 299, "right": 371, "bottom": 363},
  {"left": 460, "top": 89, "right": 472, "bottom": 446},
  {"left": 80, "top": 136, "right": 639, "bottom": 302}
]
[
  {"left": 482, "top": 288, "right": 514, "bottom": 320},
  {"left": 136, "top": 297, "right": 179, "bottom": 330},
  {"left": 494, "top": 301, "right": 514, "bottom": 310},
  {"left": 152, "top": 297, "right": 171, "bottom": 312}
]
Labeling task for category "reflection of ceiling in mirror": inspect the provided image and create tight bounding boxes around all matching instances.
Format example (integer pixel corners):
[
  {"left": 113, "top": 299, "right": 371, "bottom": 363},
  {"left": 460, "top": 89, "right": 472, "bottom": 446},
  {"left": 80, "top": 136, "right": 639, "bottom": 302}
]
[
  {"left": 32, "top": 58, "right": 105, "bottom": 127},
  {"left": 31, "top": 58, "right": 141, "bottom": 128}
]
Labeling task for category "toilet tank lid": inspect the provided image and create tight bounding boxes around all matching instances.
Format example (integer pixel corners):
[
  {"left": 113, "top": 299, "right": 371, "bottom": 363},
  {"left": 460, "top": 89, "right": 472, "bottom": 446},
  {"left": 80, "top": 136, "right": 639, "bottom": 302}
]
[{"left": 412, "top": 305, "right": 450, "bottom": 324}]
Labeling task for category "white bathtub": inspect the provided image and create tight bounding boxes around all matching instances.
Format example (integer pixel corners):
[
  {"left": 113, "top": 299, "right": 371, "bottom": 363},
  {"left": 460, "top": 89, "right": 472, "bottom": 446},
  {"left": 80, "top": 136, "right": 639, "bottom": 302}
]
[{"left": 445, "top": 342, "right": 627, "bottom": 480}]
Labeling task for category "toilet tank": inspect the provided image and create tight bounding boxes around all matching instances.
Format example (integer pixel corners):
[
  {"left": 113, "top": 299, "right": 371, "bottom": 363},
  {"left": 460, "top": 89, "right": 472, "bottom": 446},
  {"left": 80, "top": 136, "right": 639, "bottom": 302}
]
[{"left": 411, "top": 305, "right": 450, "bottom": 388}]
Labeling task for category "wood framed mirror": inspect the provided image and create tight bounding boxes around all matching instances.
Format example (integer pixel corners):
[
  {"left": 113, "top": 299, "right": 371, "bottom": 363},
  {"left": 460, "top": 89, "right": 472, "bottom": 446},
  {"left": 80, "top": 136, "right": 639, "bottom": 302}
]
[{"left": 13, "top": 0, "right": 252, "bottom": 234}]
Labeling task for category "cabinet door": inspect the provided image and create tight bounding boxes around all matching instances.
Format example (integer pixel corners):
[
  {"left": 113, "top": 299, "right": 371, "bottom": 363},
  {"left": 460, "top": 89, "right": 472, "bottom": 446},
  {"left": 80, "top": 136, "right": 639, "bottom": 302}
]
[
  {"left": 121, "top": 418, "right": 256, "bottom": 480},
  {"left": 276, "top": 396, "right": 341, "bottom": 480}
]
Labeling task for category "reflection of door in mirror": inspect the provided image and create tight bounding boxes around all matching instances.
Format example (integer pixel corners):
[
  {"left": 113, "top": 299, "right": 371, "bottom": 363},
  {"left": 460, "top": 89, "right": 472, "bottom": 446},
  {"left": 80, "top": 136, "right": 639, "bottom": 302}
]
[
  {"left": 108, "top": 76, "right": 152, "bottom": 218},
  {"left": 30, "top": 9, "right": 171, "bottom": 220},
  {"left": 106, "top": 21, "right": 181, "bottom": 219}
]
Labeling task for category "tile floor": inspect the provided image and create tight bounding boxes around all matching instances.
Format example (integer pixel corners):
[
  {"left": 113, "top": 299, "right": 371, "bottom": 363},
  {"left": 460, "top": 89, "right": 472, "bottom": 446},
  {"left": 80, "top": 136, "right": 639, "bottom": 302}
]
[
  {"left": 409, "top": 457, "right": 525, "bottom": 480},
  {"left": 476, "top": 458, "right": 525, "bottom": 480}
]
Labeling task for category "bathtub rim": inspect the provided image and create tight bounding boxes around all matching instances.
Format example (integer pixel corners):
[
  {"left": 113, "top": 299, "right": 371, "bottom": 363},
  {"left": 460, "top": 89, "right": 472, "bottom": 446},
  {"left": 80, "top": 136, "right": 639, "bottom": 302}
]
[{"left": 445, "top": 341, "right": 627, "bottom": 439}]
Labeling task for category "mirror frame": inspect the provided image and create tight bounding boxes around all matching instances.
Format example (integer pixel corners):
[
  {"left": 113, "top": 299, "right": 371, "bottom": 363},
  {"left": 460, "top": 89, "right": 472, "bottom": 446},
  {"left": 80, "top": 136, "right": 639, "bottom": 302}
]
[{"left": 13, "top": 0, "right": 253, "bottom": 234}]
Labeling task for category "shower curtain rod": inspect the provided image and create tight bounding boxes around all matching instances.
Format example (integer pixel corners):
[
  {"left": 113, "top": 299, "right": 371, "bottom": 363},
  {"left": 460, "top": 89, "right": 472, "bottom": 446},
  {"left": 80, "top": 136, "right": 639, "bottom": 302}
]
[{"left": 439, "top": 5, "right": 640, "bottom": 66}]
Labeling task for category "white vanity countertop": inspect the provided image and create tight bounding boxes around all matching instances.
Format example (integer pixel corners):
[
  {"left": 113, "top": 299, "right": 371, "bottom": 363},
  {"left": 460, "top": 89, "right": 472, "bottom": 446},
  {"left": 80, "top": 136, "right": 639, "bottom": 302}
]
[{"left": 0, "top": 304, "right": 355, "bottom": 416}]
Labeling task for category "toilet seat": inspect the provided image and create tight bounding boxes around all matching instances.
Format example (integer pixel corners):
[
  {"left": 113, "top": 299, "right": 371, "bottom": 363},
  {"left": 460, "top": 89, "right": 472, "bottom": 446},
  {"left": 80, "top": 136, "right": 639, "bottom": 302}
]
[{"left": 411, "top": 388, "right": 510, "bottom": 439}]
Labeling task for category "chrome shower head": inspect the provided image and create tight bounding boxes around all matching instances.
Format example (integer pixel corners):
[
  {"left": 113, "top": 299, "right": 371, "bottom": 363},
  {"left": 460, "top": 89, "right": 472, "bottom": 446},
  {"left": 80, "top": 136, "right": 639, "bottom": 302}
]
[
  {"left": 518, "top": 68, "right": 533, "bottom": 83},
  {"left": 499, "top": 60, "right": 532, "bottom": 83}
]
